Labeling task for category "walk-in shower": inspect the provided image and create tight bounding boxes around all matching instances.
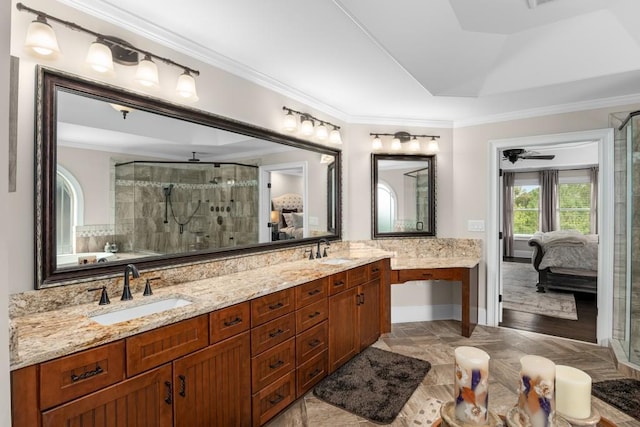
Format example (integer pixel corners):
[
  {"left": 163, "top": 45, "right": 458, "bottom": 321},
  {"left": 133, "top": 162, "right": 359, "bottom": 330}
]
[{"left": 114, "top": 161, "right": 259, "bottom": 255}]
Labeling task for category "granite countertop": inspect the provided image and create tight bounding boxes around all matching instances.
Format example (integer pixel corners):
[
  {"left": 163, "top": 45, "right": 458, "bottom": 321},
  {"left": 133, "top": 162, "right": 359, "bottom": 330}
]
[
  {"left": 10, "top": 248, "right": 391, "bottom": 370},
  {"left": 391, "top": 256, "right": 481, "bottom": 270}
]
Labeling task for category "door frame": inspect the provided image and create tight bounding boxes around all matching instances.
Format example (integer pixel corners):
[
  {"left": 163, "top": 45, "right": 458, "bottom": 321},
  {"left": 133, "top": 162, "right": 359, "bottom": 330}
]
[{"left": 486, "top": 128, "right": 614, "bottom": 345}]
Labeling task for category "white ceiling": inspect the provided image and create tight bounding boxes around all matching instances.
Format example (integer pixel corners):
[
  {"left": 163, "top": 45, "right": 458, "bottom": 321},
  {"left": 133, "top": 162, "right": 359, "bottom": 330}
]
[{"left": 59, "top": 0, "right": 640, "bottom": 126}]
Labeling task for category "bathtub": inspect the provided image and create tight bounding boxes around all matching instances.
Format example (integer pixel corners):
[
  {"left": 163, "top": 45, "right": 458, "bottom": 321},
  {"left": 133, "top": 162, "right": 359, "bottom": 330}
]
[{"left": 57, "top": 252, "right": 117, "bottom": 267}]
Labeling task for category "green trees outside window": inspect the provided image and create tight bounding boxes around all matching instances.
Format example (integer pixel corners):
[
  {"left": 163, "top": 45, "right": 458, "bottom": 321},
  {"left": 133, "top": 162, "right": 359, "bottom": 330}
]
[{"left": 513, "top": 185, "right": 540, "bottom": 234}]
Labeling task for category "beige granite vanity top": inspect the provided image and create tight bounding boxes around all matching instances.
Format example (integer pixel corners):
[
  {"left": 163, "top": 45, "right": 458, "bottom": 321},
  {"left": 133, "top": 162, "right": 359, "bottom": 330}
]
[
  {"left": 10, "top": 248, "right": 391, "bottom": 370},
  {"left": 391, "top": 256, "right": 481, "bottom": 270}
]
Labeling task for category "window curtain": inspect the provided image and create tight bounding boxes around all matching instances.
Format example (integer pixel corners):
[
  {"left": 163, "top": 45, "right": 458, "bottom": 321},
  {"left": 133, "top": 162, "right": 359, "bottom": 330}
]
[
  {"left": 539, "top": 169, "right": 558, "bottom": 232},
  {"left": 502, "top": 171, "right": 515, "bottom": 257},
  {"left": 590, "top": 166, "right": 598, "bottom": 234}
]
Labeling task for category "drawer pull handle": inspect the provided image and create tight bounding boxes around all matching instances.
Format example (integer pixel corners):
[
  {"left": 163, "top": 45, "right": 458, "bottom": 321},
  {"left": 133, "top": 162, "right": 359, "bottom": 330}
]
[
  {"left": 422, "top": 273, "right": 433, "bottom": 278},
  {"left": 269, "top": 328, "right": 284, "bottom": 338},
  {"left": 372, "top": 268, "right": 379, "bottom": 273},
  {"left": 178, "top": 375, "right": 186, "bottom": 397},
  {"left": 308, "top": 311, "right": 321, "bottom": 318},
  {"left": 309, "top": 368, "right": 321, "bottom": 378},
  {"left": 269, "top": 302, "right": 284, "bottom": 310},
  {"left": 308, "top": 289, "right": 321, "bottom": 296},
  {"left": 70, "top": 365, "right": 103, "bottom": 382},
  {"left": 269, "top": 360, "right": 284, "bottom": 369},
  {"left": 223, "top": 317, "right": 242, "bottom": 327},
  {"left": 269, "top": 394, "right": 284, "bottom": 405},
  {"left": 164, "top": 381, "right": 172, "bottom": 404},
  {"left": 308, "top": 339, "right": 321, "bottom": 347},
  {"left": 333, "top": 280, "right": 344, "bottom": 287}
]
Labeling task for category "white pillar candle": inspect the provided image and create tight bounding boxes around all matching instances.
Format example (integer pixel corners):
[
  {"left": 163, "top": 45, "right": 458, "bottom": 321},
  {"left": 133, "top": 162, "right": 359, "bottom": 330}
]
[
  {"left": 555, "top": 365, "right": 592, "bottom": 419},
  {"left": 454, "top": 346, "right": 490, "bottom": 425},
  {"left": 518, "top": 355, "right": 556, "bottom": 427}
]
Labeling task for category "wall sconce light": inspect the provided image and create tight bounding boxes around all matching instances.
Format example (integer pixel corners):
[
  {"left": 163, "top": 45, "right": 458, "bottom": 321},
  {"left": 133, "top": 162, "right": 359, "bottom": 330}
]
[
  {"left": 109, "top": 103, "right": 133, "bottom": 119},
  {"left": 282, "top": 106, "right": 342, "bottom": 144},
  {"left": 16, "top": 2, "right": 200, "bottom": 102},
  {"left": 370, "top": 132, "right": 440, "bottom": 152}
]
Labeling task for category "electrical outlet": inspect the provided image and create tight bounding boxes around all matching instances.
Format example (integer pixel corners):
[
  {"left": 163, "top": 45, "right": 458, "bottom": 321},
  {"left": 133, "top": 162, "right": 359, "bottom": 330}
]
[{"left": 467, "top": 220, "right": 485, "bottom": 232}]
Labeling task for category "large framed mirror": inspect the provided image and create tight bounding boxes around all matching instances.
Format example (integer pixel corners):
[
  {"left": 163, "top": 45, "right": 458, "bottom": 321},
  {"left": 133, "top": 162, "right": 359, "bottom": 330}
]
[
  {"left": 36, "top": 67, "right": 341, "bottom": 288},
  {"left": 371, "top": 154, "right": 435, "bottom": 238}
]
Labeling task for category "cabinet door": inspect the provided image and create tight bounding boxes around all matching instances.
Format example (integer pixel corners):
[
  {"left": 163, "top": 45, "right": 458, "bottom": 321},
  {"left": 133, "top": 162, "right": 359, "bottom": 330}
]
[
  {"left": 42, "top": 364, "right": 172, "bottom": 427},
  {"left": 328, "top": 287, "right": 359, "bottom": 373},
  {"left": 359, "top": 280, "right": 381, "bottom": 350},
  {"left": 173, "top": 332, "right": 251, "bottom": 427}
]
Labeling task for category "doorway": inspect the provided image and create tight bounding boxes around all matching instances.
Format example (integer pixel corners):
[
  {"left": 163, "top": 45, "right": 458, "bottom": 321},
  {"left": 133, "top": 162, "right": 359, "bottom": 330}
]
[{"left": 486, "top": 129, "right": 614, "bottom": 345}]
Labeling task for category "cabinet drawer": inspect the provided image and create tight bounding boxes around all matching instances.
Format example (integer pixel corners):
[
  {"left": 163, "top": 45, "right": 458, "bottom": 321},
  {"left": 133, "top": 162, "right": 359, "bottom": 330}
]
[
  {"left": 126, "top": 315, "right": 208, "bottom": 377},
  {"left": 210, "top": 301, "right": 250, "bottom": 343},
  {"left": 251, "top": 288, "right": 295, "bottom": 327},
  {"left": 39, "top": 340, "right": 125, "bottom": 410},
  {"left": 297, "top": 350, "right": 328, "bottom": 397},
  {"left": 296, "top": 321, "right": 327, "bottom": 364},
  {"left": 295, "top": 299, "right": 327, "bottom": 333},
  {"left": 252, "top": 371, "right": 295, "bottom": 427},
  {"left": 328, "top": 271, "right": 348, "bottom": 296},
  {"left": 397, "top": 268, "right": 461, "bottom": 283},
  {"left": 251, "top": 338, "right": 295, "bottom": 392},
  {"left": 348, "top": 265, "right": 369, "bottom": 287},
  {"left": 295, "top": 277, "right": 328, "bottom": 308},
  {"left": 369, "top": 261, "right": 383, "bottom": 280},
  {"left": 251, "top": 312, "right": 295, "bottom": 356}
]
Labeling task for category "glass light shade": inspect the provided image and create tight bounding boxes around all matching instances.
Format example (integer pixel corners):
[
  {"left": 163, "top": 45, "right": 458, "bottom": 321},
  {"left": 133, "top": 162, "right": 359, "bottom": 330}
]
[
  {"left": 176, "top": 72, "right": 199, "bottom": 102},
  {"left": 427, "top": 138, "right": 440, "bottom": 152},
  {"left": 409, "top": 138, "right": 420, "bottom": 151},
  {"left": 301, "top": 118, "right": 314, "bottom": 136},
  {"left": 283, "top": 112, "right": 297, "bottom": 132},
  {"left": 135, "top": 56, "right": 159, "bottom": 88},
  {"left": 391, "top": 138, "right": 402, "bottom": 150},
  {"left": 329, "top": 128, "right": 342, "bottom": 144},
  {"left": 372, "top": 136, "right": 382, "bottom": 150},
  {"left": 315, "top": 123, "right": 328, "bottom": 141},
  {"left": 24, "top": 18, "right": 60, "bottom": 56},
  {"left": 86, "top": 40, "right": 114, "bottom": 74}
]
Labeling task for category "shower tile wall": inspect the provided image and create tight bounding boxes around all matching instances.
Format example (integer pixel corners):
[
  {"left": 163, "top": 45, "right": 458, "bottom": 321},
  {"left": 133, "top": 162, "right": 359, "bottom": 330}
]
[
  {"left": 632, "top": 117, "right": 640, "bottom": 364},
  {"left": 115, "top": 163, "right": 259, "bottom": 256}
]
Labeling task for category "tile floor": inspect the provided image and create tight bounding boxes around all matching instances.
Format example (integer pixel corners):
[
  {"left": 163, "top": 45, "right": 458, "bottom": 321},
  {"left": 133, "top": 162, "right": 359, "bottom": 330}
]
[{"left": 266, "top": 320, "right": 640, "bottom": 426}]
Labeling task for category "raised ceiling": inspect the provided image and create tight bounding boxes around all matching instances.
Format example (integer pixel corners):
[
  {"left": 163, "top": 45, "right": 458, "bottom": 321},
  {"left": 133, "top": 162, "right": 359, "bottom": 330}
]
[{"left": 58, "top": 0, "right": 640, "bottom": 126}]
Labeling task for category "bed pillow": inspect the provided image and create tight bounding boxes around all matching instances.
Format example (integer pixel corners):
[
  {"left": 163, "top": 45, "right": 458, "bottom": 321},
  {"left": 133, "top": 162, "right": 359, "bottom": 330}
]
[
  {"left": 290, "top": 212, "right": 304, "bottom": 228},
  {"left": 280, "top": 208, "right": 298, "bottom": 227}
]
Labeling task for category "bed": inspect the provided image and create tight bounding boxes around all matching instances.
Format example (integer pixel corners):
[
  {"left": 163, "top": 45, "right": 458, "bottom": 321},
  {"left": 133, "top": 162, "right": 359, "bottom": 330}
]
[
  {"left": 528, "top": 230, "right": 598, "bottom": 294},
  {"left": 271, "top": 193, "right": 304, "bottom": 240}
]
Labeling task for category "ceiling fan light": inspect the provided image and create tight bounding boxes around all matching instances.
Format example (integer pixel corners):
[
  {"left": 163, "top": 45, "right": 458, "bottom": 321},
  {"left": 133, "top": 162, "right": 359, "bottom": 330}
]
[
  {"left": 329, "top": 128, "right": 342, "bottom": 144},
  {"left": 391, "top": 138, "right": 402, "bottom": 150},
  {"left": 135, "top": 55, "right": 159, "bottom": 88},
  {"left": 372, "top": 136, "right": 382, "bottom": 150},
  {"left": 86, "top": 39, "right": 114, "bottom": 74},
  {"left": 283, "top": 111, "right": 297, "bottom": 132},
  {"left": 300, "top": 117, "right": 314, "bottom": 136},
  {"left": 427, "top": 138, "right": 439, "bottom": 153},
  {"left": 24, "top": 17, "right": 60, "bottom": 57},
  {"left": 315, "top": 123, "right": 328, "bottom": 141},
  {"left": 176, "top": 71, "right": 199, "bottom": 102},
  {"left": 409, "top": 137, "right": 420, "bottom": 151}
]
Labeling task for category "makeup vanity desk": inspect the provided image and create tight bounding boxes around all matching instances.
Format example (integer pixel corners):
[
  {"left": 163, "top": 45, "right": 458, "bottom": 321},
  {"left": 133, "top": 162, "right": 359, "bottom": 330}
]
[{"left": 390, "top": 257, "right": 480, "bottom": 338}]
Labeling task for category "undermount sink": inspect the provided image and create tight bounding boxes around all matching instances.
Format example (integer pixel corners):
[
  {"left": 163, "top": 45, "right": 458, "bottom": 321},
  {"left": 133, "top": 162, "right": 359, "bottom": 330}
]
[
  {"left": 319, "top": 258, "right": 352, "bottom": 265},
  {"left": 90, "top": 297, "right": 192, "bottom": 326}
]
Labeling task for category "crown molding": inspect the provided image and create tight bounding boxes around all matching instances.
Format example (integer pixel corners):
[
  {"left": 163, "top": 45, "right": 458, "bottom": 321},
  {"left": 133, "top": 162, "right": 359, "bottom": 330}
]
[
  {"left": 347, "top": 115, "right": 454, "bottom": 129},
  {"left": 453, "top": 93, "right": 640, "bottom": 128}
]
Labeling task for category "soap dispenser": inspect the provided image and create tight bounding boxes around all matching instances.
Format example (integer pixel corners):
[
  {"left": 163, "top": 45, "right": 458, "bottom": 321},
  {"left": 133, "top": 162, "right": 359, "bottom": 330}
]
[{"left": 104, "top": 242, "right": 110, "bottom": 252}]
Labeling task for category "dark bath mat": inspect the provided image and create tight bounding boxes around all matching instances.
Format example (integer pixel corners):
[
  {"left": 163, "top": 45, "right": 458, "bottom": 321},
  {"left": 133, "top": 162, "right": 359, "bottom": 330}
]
[
  {"left": 313, "top": 346, "right": 431, "bottom": 424},
  {"left": 592, "top": 378, "right": 640, "bottom": 421}
]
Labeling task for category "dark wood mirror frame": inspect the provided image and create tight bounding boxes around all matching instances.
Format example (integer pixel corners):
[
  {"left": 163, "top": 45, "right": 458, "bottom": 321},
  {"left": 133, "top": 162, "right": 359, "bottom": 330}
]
[
  {"left": 371, "top": 153, "right": 436, "bottom": 239},
  {"left": 35, "top": 67, "right": 342, "bottom": 288}
]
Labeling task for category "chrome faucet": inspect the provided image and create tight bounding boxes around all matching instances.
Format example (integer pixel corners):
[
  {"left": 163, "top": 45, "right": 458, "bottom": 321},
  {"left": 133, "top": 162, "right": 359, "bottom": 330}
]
[
  {"left": 316, "top": 239, "right": 329, "bottom": 258},
  {"left": 122, "top": 264, "right": 139, "bottom": 301}
]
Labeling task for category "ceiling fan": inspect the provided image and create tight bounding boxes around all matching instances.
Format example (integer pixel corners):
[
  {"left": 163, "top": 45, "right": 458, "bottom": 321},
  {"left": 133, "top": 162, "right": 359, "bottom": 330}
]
[{"left": 502, "top": 148, "right": 555, "bottom": 164}]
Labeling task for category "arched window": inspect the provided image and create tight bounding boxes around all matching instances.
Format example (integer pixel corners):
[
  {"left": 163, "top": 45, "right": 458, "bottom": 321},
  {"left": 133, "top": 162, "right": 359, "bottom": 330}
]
[
  {"left": 376, "top": 181, "right": 397, "bottom": 233},
  {"left": 56, "top": 167, "right": 84, "bottom": 255}
]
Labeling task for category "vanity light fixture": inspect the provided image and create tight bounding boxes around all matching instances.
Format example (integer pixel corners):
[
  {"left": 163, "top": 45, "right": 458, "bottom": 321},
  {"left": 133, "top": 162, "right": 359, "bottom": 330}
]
[
  {"left": 282, "top": 106, "right": 342, "bottom": 144},
  {"left": 370, "top": 132, "right": 440, "bottom": 152},
  {"left": 16, "top": 2, "right": 200, "bottom": 102}
]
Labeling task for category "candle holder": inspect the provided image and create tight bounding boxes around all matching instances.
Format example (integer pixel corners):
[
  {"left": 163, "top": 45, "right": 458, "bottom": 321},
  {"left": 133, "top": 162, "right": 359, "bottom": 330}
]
[
  {"left": 557, "top": 407, "right": 601, "bottom": 427},
  {"left": 505, "top": 407, "right": 570, "bottom": 427},
  {"left": 440, "top": 401, "right": 502, "bottom": 427}
]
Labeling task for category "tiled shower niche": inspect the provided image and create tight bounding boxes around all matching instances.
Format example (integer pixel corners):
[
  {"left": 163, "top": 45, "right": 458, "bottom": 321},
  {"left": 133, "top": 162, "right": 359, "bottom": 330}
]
[{"left": 115, "top": 161, "right": 259, "bottom": 255}]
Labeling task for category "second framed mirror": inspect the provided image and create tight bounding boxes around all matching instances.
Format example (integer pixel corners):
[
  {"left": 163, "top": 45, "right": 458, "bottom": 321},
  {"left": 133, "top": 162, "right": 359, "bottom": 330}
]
[{"left": 371, "top": 154, "right": 436, "bottom": 238}]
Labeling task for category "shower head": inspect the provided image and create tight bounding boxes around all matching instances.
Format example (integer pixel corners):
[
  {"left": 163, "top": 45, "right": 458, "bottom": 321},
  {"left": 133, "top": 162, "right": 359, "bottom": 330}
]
[{"left": 163, "top": 184, "right": 174, "bottom": 197}]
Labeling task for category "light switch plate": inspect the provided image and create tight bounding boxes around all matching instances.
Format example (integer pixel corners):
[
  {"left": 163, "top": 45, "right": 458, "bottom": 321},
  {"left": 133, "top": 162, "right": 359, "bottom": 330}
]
[{"left": 467, "top": 220, "right": 485, "bottom": 232}]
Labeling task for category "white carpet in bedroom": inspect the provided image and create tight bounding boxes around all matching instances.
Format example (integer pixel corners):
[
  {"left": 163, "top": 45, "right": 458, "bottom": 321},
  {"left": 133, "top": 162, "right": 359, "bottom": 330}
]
[{"left": 501, "top": 262, "right": 578, "bottom": 320}]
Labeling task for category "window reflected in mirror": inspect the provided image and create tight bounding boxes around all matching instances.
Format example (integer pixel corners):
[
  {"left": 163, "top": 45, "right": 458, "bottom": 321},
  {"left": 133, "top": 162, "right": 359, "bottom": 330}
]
[{"left": 371, "top": 154, "right": 436, "bottom": 238}]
